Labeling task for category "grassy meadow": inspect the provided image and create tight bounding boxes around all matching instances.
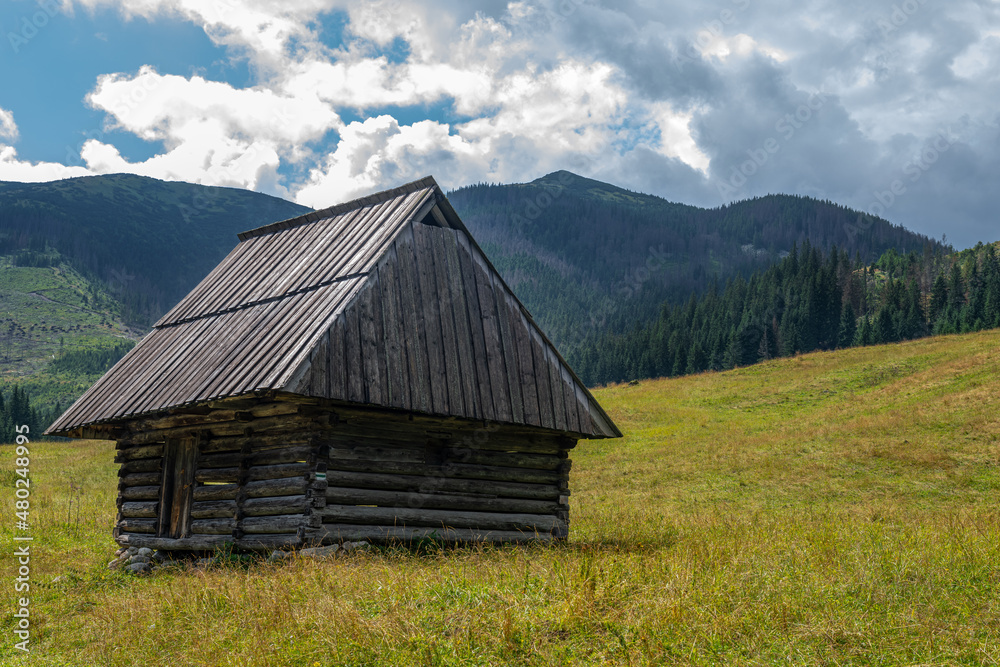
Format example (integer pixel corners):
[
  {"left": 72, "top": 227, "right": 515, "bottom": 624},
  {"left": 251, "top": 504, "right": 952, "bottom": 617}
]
[{"left": 3, "top": 329, "right": 1000, "bottom": 665}]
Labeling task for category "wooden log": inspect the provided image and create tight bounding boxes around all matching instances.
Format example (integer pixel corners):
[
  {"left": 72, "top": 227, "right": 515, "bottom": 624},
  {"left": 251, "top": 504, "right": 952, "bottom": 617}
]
[
  {"left": 196, "top": 467, "right": 240, "bottom": 483},
  {"left": 121, "top": 472, "right": 162, "bottom": 487},
  {"left": 118, "top": 518, "right": 157, "bottom": 534},
  {"left": 246, "top": 445, "right": 314, "bottom": 466},
  {"left": 444, "top": 448, "right": 561, "bottom": 471},
  {"left": 197, "top": 451, "right": 244, "bottom": 469},
  {"left": 190, "top": 500, "right": 238, "bottom": 519},
  {"left": 118, "top": 458, "right": 162, "bottom": 475},
  {"left": 121, "top": 485, "right": 161, "bottom": 501},
  {"left": 241, "top": 514, "right": 304, "bottom": 534},
  {"left": 190, "top": 518, "right": 237, "bottom": 535},
  {"left": 325, "top": 458, "right": 560, "bottom": 485},
  {"left": 242, "top": 495, "right": 308, "bottom": 517},
  {"left": 199, "top": 434, "right": 311, "bottom": 455},
  {"left": 247, "top": 462, "right": 312, "bottom": 481},
  {"left": 193, "top": 484, "right": 239, "bottom": 501},
  {"left": 123, "top": 413, "right": 321, "bottom": 444},
  {"left": 320, "top": 505, "right": 563, "bottom": 532},
  {"left": 325, "top": 487, "right": 561, "bottom": 514},
  {"left": 235, "top": 534, "right": 301, "bottom": 550},
  {"left": 115, "top": 534, "right": 232, "bottom": 551},
  {"left": 327, "top": 444, "right": 425, "bottom": 463},
  {"left": 114, "top": 444, "right": 163, "bottom": 462},
  {"left": 120, "top": 501, "right": 158, "bottom": 518},
  {"left": 244, "top": 477, "right": 308, "bottom": 498},
  {"left": 323, "top": 470, "right": 561, "bottom": 500},
  {"left": 316, "top": 524, "right": 554, "bottom": 544}
]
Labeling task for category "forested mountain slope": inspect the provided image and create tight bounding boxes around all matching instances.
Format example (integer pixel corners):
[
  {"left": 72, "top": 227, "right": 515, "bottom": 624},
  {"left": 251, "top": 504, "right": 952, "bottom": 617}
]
[{"left": 449, "top": 171, "right": 946, "bottom": 350}]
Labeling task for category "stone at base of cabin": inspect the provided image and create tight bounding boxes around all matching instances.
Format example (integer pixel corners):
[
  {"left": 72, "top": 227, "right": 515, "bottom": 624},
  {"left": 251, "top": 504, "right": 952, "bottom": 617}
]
[
  {"left": 127, "top": 562, "right": 152, "bottom": 575},
  {"left": 137, "top": 547, "right": 153, "bottom": 557},
  {"left": 108, "top": 558, "right": 123, "bottom": 570},
  {"left": 268, "top": 550, "right": 291, "bottom": 562},
  {"left": 127, "top": 547, "right": 139, "bottom": 556},
  {"left": 341, "top": 540, "right": 370, "bottom": 553},
  {"left": 299, "top": 544, "right": 340, "bottom": 559},
  {"left": 195, "top": 557, "right": 219, "bottom": 568}
]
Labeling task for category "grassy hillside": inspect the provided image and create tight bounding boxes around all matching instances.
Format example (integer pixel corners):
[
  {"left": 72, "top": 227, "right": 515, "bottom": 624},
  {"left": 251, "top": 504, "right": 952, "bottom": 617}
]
[
  {"left": 3, "top": 330, "right": 1000, "bottom": 664},
  {"left": 0, "top": 174, "right": 309, "bottom": 324},
  {"left": 0, "top": 253, "right": 139, "bottom": 409}
]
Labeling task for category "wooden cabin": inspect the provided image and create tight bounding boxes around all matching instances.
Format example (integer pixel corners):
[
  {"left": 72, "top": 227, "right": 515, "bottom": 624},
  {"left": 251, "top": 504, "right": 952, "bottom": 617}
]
[{"left": 45, "top": 176, "right": 621, "bottom": 551}]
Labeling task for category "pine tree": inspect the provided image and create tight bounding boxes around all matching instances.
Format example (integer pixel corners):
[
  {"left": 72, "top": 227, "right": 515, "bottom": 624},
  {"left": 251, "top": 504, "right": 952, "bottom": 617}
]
[{"left": 838, "top": 302, "right": 857, "bottom": 348}]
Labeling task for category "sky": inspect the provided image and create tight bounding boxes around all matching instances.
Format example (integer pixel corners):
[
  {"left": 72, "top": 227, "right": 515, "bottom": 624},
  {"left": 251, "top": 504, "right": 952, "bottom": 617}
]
[{"left": 0, "top": 0, "right": 998, "bottom": 249}]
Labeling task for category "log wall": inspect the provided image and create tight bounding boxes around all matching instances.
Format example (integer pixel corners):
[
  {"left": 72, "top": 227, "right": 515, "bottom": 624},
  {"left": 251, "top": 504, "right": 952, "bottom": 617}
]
[{"left": 112, "top": 399, "right": 577, "bottom": 550}]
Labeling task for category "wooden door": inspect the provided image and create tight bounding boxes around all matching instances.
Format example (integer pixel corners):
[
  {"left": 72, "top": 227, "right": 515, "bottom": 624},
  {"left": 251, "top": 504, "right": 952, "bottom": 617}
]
[{"left": 157, "top": 438, "right": 196, "bottom": 538}]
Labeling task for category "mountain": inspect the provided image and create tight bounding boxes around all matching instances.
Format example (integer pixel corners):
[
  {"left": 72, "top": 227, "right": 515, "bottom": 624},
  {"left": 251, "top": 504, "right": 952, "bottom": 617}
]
[
  {"left": 448, "top": 171, "right": 947, "bottom": 351},
  {"left": 0, "top": 174, "right": 310, "bottom": 324},
  {"left": 573, "top": 240, "right": 1000, "bottom": 386},
  {"left": 0, "top": 170, "right": 954, "bottom": 423}
]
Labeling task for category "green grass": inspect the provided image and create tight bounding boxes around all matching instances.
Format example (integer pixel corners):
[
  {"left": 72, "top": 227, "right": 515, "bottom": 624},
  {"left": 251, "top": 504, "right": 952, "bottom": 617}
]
[
  {"left": 0, "top": 255, "right": 139, "bottom": 408},
  {"left": 3, "top": 330, "right": 1000, "bottom": 665}
]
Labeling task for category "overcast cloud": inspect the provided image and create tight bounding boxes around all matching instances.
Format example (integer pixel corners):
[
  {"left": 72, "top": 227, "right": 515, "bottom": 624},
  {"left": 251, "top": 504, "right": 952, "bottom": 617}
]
[{"left": 1, "top": 0, "right": 998, "bottom": 246}]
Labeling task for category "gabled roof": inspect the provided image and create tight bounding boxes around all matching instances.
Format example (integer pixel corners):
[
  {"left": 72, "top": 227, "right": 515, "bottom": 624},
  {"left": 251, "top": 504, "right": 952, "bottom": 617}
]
[{"left": 46, "top": 177, "right": 621, "bottom": 439}]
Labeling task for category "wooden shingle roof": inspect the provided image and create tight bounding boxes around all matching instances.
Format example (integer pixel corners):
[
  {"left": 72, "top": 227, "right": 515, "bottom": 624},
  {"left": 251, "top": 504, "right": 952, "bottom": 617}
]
[{"left": 46, "top": 177, "right": 620, "bottom": 439}]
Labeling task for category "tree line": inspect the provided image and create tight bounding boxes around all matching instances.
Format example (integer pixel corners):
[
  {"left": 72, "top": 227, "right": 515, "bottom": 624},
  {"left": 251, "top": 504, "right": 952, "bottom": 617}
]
[
  {"left": 0, "top": 385, "right": 61, "bottom": 443},
  {"left": 569, "top": 241, "right": 1000, "bottom": 386}
]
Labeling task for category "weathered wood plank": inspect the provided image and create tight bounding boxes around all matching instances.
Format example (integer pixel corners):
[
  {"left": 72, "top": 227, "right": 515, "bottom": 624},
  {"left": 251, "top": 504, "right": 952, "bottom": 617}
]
[
  {"left": 190, "top": 500, "right": 238, "bottom": 519},
  {"left": 241, "top": 514, "right": 304, "bottom": 534},
  {"left": 492, "top": 280, "right": 525, "bottom": 424},
  {"left": 121, "top": 471, "right": 161, "bottom": 487},
  {"left": 392, "top": 226, "right": 431, "bottom": 413},
  {"left": 317, "top": 524, "right": 556, "bottom": 544},
  {"left": 328, "top": 317, "right": 347, "bottom": 400},
  {"left": 530, "top": 329, "right": 554, "bottom": 429},
  {"left": 193, "top": 484, "right": 240, "bottom": 501},
  {"left": 325, "top": 487, "right": 561, "bottom": 514},
  {"left": 196, "top": 467, "right": 240, "bottom": 484},
  {"left": 344, "top": 304, "right": 365, "bottom": 404},
  {"left": 121, "top": 485, "right": 160, "bottom": 501},
  {"left": 190, "top": 518, "right": 237, "bottom": 534},
  {"left": 114, "top": 444, "right": 163, "bottom": 463},
  {"left": 242, "top": 495, "right": 309, "bottom": 517},
  {"left": 118, "top": 518, "right": 157, "bottom": 534},
  {"left": 546, "top": 347, "right": 567, "bottom": 432},
  {"left": 324, "top": 458, "right": 560, "bottom": 485},
  {"left": 247, "top": 462, "right": 312, "bottom": 481},
  {"left": 245, "top": 477, "right": 309, "bottom": 498},
  {"left": 320, "top": 505, "right": 563, "bottom": 532},
  {"left": 437, "top": 227, "right": 479, "bottom": 417},
  {"left": 322, "top": 470, "right": 561, "bottom": 500},
  {"left": 412, "top": 222, "right": 450, "bottom": 414},
  {"left": 376, "top": 249, "right": 410, "bottom": 410},
  {"left": 118, "top": 458, "right": 161, "bottom": 475},
  {"left": 236, "top": 534, "right": 301, "bottom": 550},
  {"left": 358, "top": 281, "right": 384, "bottom": 406},
  {"left": 511, "top": 303, "right": 540, "bottom": 426},
  {"left": 455, "top": 231, "right": 496, "bottom": 422},
  {"left": 120, "top": 501, "right": 158, "bottom": 518},
  {"left": 115, "top": 534, "right": 233, "bottom": 551}
]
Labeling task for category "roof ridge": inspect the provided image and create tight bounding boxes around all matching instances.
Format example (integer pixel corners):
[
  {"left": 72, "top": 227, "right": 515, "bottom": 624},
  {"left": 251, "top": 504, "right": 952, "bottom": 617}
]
[{"left": 237, "top": 176, "right": 440, "bottom": 241}]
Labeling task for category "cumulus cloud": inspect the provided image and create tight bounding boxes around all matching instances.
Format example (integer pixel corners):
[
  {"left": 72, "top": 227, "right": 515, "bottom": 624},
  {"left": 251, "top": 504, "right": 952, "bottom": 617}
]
[
  {"left": 0, "top": 108, "right": 92, "bottom": 182},
  {"left": 0, "top": 108, "right": 19, "bottom": 142},
  {"left": 1, "top": 0, "right": 996, "bottom": 245}
]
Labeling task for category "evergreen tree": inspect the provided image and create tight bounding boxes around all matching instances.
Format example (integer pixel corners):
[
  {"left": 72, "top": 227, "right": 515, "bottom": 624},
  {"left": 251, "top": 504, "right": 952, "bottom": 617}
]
[{"left": 838, "top": 302, "right": 857, "bottom": 348}]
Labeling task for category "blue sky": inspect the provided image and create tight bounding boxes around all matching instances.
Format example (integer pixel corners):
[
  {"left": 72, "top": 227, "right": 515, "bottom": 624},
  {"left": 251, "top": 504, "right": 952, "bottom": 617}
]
[{"left": 1, "top": 0, "right": 999, "bottom": 248}]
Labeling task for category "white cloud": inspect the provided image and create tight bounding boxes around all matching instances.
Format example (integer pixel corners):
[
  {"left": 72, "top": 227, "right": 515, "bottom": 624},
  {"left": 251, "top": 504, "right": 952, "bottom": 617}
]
[
  {"left": 0, "top": 146, "right": 92, "bottom": 182},
  {"left": 0, "top": 108, "right": 18, "bottom": 142},
  {"left": 0, "top": 0, "right": 991, "bottom": 246}
]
